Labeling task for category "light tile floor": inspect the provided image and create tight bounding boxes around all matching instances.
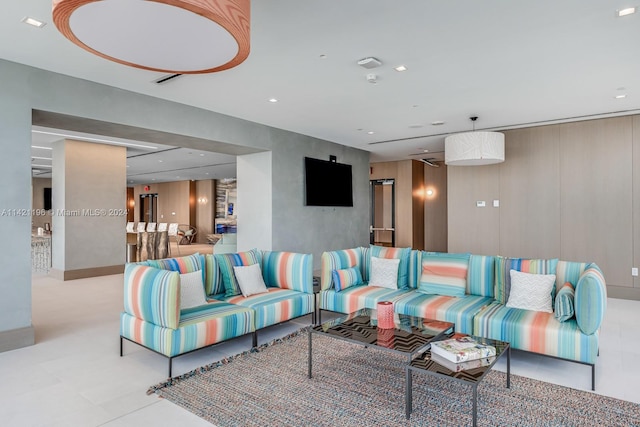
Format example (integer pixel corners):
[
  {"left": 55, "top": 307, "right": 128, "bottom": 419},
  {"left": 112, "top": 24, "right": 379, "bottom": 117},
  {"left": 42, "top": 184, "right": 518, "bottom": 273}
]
[{"left": 1, "top": 273, "right": 638, "bottom": 426}]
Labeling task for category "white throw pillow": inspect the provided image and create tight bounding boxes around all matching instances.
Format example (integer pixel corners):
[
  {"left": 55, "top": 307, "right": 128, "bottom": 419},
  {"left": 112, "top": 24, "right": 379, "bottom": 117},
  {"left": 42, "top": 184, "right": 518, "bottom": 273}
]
[
  {"left": 179, "top": 270, "right": 208, "bottom": 310},
  {"left": 233, "top": 263, "right": 269, "bottom": 297},
  {"left": 506, "top": 269, "right": 556, "bottom": 313},
  {"left": 369, "top": 256, "right": 400, "bottom": 289}
]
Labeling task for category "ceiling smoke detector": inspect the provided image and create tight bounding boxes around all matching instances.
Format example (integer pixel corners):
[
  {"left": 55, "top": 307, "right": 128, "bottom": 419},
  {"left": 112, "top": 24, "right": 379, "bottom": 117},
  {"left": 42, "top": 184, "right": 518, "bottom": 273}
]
[
  {"left": 358, "top": 57, "right": 382, "bottom": 69},
  {"left": 366, "top": 73, "right": 377, "bottom": 84}
]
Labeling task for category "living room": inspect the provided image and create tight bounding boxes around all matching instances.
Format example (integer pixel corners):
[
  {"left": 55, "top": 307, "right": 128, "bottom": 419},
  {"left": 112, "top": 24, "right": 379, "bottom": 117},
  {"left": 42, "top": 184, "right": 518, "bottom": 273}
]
[{"left": 1, "top": 1, "right": 640, "bottom": 426}]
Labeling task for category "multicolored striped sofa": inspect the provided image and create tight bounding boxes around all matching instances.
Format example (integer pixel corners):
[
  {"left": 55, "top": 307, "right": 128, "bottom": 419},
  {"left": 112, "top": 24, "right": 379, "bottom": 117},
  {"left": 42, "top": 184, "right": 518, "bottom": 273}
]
[
  {"left": 319, "top": 247, "right": 607, "bottom": 390},
  {"left": 120, "top": 250, "right": 313, "bottom": 377}
]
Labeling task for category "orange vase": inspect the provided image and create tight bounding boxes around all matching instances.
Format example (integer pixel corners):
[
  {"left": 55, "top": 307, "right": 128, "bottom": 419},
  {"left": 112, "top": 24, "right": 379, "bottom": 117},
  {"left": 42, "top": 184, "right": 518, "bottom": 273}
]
[{"left": 377, "top": 301, "right": 395, "bottom": 329}]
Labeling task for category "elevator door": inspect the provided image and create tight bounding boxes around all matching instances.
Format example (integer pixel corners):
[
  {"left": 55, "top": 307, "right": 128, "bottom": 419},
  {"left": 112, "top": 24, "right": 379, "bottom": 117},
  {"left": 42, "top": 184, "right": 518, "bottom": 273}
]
[
  {"left": 370, "top": 179, "right": 395, "bottom": 247},
  {"left": 140, "top": 193, "right": 158, "bottom": 223}
]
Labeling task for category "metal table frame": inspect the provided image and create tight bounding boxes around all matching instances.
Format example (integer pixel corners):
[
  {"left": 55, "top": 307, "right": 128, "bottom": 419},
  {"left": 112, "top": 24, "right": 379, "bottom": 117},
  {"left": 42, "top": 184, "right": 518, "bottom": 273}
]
[{"left": 405, "top": 339, "right": 510, "bottom": 427}]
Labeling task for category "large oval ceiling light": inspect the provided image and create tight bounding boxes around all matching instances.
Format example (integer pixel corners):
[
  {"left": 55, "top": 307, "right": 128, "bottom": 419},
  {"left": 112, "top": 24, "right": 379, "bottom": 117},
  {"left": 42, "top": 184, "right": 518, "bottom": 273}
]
[
  {"left": 445, "top": 117, "right": 505, "bottom": 166},
  {"left": 52, "top": 0, "right": 250, "bottom": 74}
]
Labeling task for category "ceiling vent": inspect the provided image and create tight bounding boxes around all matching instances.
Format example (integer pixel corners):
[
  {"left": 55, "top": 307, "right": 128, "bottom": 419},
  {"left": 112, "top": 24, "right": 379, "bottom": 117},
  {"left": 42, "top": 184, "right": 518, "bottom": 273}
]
[
  {"left": 153, "top": 73, "right": 183, "bottom": 85},
  {"left": 357, "top": 57, "right": 382, "bottom": 69}
]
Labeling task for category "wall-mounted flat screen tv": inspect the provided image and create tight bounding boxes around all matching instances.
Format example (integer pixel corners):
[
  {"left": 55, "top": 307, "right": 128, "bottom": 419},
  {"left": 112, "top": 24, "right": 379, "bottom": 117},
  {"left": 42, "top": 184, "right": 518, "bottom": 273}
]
[{"left": 304, "top": 157, "right": 353, "bottom": 207}]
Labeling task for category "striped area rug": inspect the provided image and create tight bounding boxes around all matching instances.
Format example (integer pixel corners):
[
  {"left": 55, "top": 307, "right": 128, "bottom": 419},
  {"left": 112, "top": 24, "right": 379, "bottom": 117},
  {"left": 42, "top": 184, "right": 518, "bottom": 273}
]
[{"left": 148, "top": 330, "right": 640, "bottom": 426}]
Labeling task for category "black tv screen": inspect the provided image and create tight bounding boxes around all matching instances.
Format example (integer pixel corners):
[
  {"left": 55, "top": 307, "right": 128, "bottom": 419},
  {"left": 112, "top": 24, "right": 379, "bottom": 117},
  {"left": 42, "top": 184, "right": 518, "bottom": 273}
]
[{"left": 305, "top": 157, "right": 353, "bottom": 207}]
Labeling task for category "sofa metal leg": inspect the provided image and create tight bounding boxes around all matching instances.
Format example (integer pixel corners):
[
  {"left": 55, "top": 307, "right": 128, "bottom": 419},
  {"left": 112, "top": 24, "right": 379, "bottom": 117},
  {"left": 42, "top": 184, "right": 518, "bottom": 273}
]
[
  {"left": 252, "top": 331, "right": 258, "bottom": 348},
  {"left": 120, "top": 336, "right": 123, "bottom": 357},
  {"left": 169, "top": 358, "right": 173, "bottom": 378},
  {"left": 592, "top": 364, "right": 595, "bottom": 391}
]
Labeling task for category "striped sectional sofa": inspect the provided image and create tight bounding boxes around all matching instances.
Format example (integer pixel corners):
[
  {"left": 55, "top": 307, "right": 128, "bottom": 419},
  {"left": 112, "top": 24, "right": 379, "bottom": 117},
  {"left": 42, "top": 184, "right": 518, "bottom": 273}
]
[
  {"left": 120, "top": 250, "right": 314, "bottom": 377},
  {"left": 319, "top": 246, "right": 607, "bottom": 390}
]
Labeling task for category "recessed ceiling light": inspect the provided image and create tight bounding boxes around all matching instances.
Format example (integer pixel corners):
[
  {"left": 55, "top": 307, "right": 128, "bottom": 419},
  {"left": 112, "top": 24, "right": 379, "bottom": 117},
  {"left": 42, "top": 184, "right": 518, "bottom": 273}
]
[
  {"left": 431, "top": 121, "right": 445, "bottom": 126},
  {"left": 412, "top": 105, "right": 419, "bottom": 108},
  {"left": 615, "top": 94, "right": 627, "bottom": 99},
  {"left": 152, "top": 178, "right": 156, "bottom": 181},
  {"left": 205, "top": 173, "right": 210, "bottom": 175},
  {"left": 367, "top": 131, "right": 375, "bottom": 135},
  {"left": 268, "top": 98, "right": 278, "bottom": 103},
  {"left": 158, "top": 159, "right": 163, "bottom": 162},
  {"left": 199, "top": 153, "right": 205, "bottom": 156},
  {"left": 409, "top": 124, "right": 423, "bottom": 129},
  {"left": 394, "top": 65, "right": 408, "bottom": 72},
  {"left": 31, "top": 145, "right": 53, "bottom": 150},
  {"left": 319, "top": 54, "right": 327, "bottom": 59},
  {"left": 617, "top": 7, "right": 636, "bottom": 16},
  {"left": 423, "top": 149, "right": 430, "bottom": 153},
  {"left": 21, "top": 16, "right": 46, "bottom": 28}
]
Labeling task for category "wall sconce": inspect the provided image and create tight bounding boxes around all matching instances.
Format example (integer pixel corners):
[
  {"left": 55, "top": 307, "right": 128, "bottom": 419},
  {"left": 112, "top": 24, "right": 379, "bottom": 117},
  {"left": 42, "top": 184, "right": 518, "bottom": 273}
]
[
  {"left": 128, "top": 199, "right": 135, "bottom": 208},
  {"left": 198, "top": 197, "right": 208, "bottom": 204},
  {"left": 426, "top": 189, "right": 434, "bottom": 197}
]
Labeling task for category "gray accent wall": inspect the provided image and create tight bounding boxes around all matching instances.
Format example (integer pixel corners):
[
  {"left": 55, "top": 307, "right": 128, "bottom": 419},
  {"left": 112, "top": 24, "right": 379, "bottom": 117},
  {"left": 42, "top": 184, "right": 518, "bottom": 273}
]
[
  {"left": 448, "top": 115, "right": 640, "bottom": 299},
  {"left": 0, "top": 59, "right": 369, "bottom": 351}
]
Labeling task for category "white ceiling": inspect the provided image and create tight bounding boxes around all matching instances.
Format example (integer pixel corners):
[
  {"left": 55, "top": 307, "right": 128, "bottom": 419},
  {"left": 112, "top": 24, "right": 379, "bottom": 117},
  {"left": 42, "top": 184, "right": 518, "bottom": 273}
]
[{"left": 3, "top": 1, "right": 640, "bottom": 179}]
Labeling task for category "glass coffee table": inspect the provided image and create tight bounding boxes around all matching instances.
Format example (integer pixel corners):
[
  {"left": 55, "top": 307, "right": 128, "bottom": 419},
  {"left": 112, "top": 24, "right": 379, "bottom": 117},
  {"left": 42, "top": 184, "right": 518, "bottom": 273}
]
[
  {"left": 307, "top": 308, "right": 454, "bottom": 378},
  {"left": 405, "top": 334, "right": 510, "bottom": 427}
]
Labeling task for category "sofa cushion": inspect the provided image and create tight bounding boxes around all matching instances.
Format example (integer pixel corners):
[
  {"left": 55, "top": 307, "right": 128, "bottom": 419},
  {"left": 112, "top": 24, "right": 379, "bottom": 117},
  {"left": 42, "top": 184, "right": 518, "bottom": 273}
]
[
  {"left": 120, "top": 301, "right": 255, "bottom": 357},
  {"left": 506, "top": 270, "right": 556, "bottom": 313},
  {"left": 554, "top": 282, "right": 575, "bottom": 322},
  {"left": 555, "top": 260, "right": 588, "bottom": 295},
  {"left": 494, "top": 257, "right": 558, "bottom": 305},
  {"left": 332, "top": 267, "right": 363, "bottom": 292},
  {"left": 262, "top": 251, "right": 313, "bottom": 293},
  {"left": 179, "top": 270, "right": 208, "bottom": 310},
  {"left": 145, "top": 253, "right": 202, "bottom": 274},
  {"left": 417, "top": 252, "right": 470, "bottom": 297},
  {"left": 226, "top": 288, "right": 314, "bottom": 329},
  {"left": 233, "top": 263, "right": 269, "bottom": 297},
  {"left": 319, "top": 285, "right": 411, "bottom": 314},
  {"left": 123, "top": 264, "right": 180, "bottom": 330},
  {"left": 368, "top": 245, "right": 412, "bottom": 290},
  {"left": 473, "top": 302, "right": 599, "bottom": 364},
  {"left": 320, "top": 248, "right": 362, "bottom": 290},
  {"left": 369, "top": 256, "right": 400, "bottom": 289},
  {"left": 467, "top": 255, "right": 495, "bottom": 297},
  {"left": 215, "top": 248, "right": 262, "bottom": 297},
  {"left": 203, "top": 254, "right": 224, "bottom": 296},
  {"left": 575, "top": 264, "right": 607, "bottom": 335},
  {"left": 393, "top": 292, "right": 493, "bottom": 335}
]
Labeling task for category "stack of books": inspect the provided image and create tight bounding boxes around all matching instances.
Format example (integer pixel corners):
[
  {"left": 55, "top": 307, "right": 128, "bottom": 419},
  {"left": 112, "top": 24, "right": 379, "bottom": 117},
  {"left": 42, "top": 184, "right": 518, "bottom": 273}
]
[{"left": 430, "top": 336, "right": 496, "bottom": 371}]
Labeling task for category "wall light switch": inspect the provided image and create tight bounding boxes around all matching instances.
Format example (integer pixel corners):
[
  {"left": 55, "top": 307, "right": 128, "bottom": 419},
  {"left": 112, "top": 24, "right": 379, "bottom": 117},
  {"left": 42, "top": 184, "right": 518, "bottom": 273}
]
[
  {"left": 476, "top": 201, "right": 486, "bottom": 208},
  {"left": 493, "top": 200, "right": 500, "bottom": 207},
  {"left": 632, "top": 267, "right": 638, "bottom": 277}
]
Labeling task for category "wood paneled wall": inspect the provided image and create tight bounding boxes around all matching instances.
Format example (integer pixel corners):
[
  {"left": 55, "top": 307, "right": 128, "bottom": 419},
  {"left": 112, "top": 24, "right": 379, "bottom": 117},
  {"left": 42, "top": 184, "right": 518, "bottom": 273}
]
[
  {"left": 448, "top": 115, "right": 640, "bottom": 299},
  {"left": 424, "top": 163, "right": 448, "bottom": 252}
]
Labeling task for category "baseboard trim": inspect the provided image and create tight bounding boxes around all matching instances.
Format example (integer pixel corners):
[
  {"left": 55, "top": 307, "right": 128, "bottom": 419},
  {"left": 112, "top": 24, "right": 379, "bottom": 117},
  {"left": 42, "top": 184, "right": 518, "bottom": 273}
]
[
  {"left": 0, "top": 325, "right": 35, "bottom": 353},
  {"left": 49, "top": 265, "right": 124, "bottom": 281},
  {"left": 607, "top": 286, "right": 640, "bottom": 301}
]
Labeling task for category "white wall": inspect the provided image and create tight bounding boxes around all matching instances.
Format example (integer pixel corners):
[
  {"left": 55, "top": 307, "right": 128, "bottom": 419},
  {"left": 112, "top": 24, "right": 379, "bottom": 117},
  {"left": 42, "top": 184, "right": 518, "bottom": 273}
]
[{"left": 237, "top": 151, "right": 272, "bottom": 251}]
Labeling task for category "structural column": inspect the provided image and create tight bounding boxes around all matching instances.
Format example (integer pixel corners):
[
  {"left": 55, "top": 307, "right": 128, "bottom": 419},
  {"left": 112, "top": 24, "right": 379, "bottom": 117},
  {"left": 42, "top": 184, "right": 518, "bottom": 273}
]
[{"left": 51, "top": 139, "right": 127, "bottom": 280}]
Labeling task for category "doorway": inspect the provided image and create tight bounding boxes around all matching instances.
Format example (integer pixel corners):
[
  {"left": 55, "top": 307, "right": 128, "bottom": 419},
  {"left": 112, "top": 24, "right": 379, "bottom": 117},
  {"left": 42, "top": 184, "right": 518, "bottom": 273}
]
[
  {"left": 140, "top": 193, "right": 158, "bottom": 223},
  {"left": 370, "top": 179, "right": 395, "bottom": 247}
]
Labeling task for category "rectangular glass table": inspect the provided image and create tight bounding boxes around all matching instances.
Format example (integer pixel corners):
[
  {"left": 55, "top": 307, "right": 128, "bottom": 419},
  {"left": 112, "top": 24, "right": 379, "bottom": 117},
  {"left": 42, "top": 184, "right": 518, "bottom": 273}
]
[
  {"left": 307, "top": 308, "right": 455, "bottom": 378},
  {"left": 405, "top": 335, "right": 510, "bottom": 427}
]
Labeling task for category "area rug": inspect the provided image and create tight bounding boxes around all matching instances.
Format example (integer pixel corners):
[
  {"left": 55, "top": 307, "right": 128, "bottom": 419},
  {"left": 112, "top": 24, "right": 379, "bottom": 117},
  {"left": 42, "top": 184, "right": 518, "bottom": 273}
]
[{"left": 148, "top": 329, "right": 640, "bottom": 426}]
